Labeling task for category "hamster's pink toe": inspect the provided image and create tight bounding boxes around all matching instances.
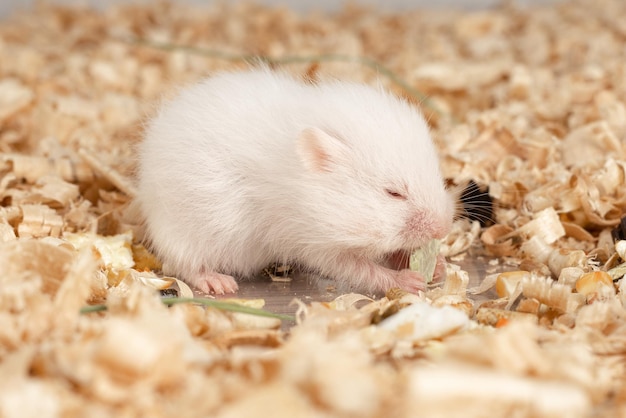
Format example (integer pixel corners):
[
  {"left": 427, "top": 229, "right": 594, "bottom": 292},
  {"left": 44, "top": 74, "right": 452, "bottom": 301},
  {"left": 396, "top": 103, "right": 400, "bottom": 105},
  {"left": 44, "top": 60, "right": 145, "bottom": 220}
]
[{"left": 194, "top": 272, "right": 239, "bottom": 295}]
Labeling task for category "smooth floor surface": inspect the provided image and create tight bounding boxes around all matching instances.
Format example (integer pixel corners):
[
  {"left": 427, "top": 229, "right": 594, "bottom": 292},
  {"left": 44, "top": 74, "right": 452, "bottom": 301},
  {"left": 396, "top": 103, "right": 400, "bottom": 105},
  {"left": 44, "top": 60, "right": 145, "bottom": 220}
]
[{"left": 204, "top": 256, "right": 501, "bottom": 318}]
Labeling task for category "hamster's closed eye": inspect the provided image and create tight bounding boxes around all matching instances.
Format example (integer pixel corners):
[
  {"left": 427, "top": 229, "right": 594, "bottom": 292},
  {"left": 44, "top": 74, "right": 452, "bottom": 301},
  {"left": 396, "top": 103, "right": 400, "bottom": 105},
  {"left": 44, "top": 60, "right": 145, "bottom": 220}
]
[{"left": 385, "top": 189, "right": 407, "bottom": 200}]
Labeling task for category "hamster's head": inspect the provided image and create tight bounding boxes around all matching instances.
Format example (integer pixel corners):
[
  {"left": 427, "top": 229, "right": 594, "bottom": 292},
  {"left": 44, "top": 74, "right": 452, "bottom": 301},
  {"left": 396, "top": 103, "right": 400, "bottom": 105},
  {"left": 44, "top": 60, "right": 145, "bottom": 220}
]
[{"left": 296, "top": 84, "right": 455, "bottom": 258}]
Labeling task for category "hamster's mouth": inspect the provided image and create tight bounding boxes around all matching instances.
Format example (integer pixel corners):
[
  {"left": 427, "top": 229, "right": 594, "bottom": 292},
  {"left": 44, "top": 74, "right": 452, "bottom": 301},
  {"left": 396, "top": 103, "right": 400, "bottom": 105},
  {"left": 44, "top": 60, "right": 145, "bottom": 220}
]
[{"left": 385, "top": 250, "right": 411, "bottom": 270}]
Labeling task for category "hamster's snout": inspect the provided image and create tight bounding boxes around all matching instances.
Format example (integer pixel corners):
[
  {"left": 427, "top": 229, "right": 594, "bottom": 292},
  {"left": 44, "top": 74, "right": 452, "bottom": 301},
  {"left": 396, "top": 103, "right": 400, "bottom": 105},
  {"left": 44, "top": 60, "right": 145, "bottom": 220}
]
[{"left": 403, "top": 209, "right": 451, "bottom": 243}]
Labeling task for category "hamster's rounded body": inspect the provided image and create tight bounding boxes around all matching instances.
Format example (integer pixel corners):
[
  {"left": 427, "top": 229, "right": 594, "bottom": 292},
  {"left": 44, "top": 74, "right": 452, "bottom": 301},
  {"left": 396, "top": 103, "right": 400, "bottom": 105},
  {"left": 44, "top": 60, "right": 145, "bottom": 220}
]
[{"left": 137, "top": 69, "right": 454, "bottom": 294}]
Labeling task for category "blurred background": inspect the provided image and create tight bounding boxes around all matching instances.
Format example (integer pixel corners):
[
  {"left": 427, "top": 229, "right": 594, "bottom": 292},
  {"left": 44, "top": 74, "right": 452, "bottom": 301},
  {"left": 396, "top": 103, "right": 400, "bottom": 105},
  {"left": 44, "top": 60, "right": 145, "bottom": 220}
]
[{"left": 0, "top": 0, "right": 561, "bottom": 18}]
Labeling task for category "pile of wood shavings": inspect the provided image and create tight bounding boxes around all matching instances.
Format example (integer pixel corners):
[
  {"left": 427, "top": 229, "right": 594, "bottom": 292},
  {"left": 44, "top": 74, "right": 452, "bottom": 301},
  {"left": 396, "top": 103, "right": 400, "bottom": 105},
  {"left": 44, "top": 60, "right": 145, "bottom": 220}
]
[{"left": 1, "top": 1, "right": 626, "bottom": 416}]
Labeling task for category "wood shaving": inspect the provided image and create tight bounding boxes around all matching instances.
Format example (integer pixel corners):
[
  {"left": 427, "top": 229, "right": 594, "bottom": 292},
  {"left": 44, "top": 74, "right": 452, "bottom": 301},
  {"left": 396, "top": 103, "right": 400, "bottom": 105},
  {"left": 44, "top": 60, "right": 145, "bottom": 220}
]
[{"left": 2, "top": 1, "right": 626, "bottom": 416}]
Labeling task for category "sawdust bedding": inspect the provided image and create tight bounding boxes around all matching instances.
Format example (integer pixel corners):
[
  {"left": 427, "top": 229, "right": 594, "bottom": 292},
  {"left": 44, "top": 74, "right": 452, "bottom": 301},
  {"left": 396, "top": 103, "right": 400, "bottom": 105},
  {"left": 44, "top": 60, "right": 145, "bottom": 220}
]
[{"left": 1, "top": 0, "right": 626, "bottom": 416}]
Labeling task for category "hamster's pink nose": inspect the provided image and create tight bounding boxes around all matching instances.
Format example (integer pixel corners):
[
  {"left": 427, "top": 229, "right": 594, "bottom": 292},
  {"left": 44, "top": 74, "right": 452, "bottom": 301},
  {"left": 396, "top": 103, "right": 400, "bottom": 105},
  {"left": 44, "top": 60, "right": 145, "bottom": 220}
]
[
  {"left": 432, "top": 223, "right": 450, "bottom": 239},
  {"left": 432, "top": 216, "right": 453, "bottom": 239},
  {"left": 404, "top": 211, "right": 450, "bottom": 241},
  {"left": 402, "top": 210, "right": 452, "bottom": 245}
]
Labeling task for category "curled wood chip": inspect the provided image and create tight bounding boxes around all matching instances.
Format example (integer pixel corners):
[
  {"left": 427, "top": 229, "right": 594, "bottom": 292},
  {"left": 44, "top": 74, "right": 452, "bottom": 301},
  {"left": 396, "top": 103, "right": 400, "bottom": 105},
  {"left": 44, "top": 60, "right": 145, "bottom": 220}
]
[
  {"left": 378, "top": 301, "right": 469, "bottom": 341},
  {"left": 440, "top": 220, "right": 481, "bottom": 257},
  {"left": 508, "top": 65, "right": 532, "bottom": 100},
  {"left": 467, "top": 272, "right": 499, "bottom": 295},
  {"left": 78, "top": 148, "right": 137, "bottom": 197},
  {"left": 213, "top": 329, "right": 284, "bottom": 348},
  {"left": 130, "top": 271, "right": 175, "bottom": 290},
  {"left": 475, "top": 307, "right": 537, "bottom": 326},
  {"left": 547, "top": 249, "right": 588, "bottom": 278},
  {"left": 561, "top": 121, "right": 622, "bottom": 169},
  {"left": 521, "top": 275, "right": 582, "bottom": 314},
  {"left": 520, "top": 236, "right": 554, "bottom": 264},
  {"left": 575, "top": 299, "right": 626, "bottom": 340},
  {"left": 441, "top": 264, "right": 469, "bottom": 296},
  {"left": 431, "top": 295, "right": 474, "bottom": 318},
  {"left": 53, "top": 249, "right": 98, "bottom": 322},
  {"left": 557, "top": 267, "right": 585, "bottom": 288},
  {"left": 329, "top": 293, "right": 374, "bottom": 310},
  {"left": 173, "top": 278, "right": 194, "bottom": 298},
  {"left": 230, "top": 312, "right": 282, "bottom": 330},
  {"left": 0, "top": 153, "right": 94, "bottom": 184},
  {"left": 562, "top": 222, "right": 595, "bottom": 242},
  {"left": 608, "top": 262, "right": 626, "bottom": 281},
  {"left": 517, "top": 207, "right": 565, "bottom": 246},
  {"left": 39, "top": 236, "right": 76, "bottom": 251},
  {"left": 64, "top": 231, "right": 134, "bottom": 271},
  {"left": 412, "top": 61, "right": 508, "bottom": 91},
  {"left": 616, "top": 240, "right": 626, "bottom": 260},
  {"left": 575, "top": 177, "right": 623, "bottom": 227},
  {"left": 18, "top": 204, "right": 64, "bottom": 238},
  {"left": 406, "top": 364, "right": 591, "bottom": 417},
  {"left": 214, "top": 383, "right": 314, "bottom": 418},
  {"left": 481, "top": 224, "right": 517, "bottom": 257},
  {"left": 29, "top": 175, "right": 80, "bottom": 208},
  {"left": 495, "top": 271, "right": 530, "bottom": 298},
  {"left": 0, "top": 240, "right": 75, "bottom": 298},
  {"left": 0, "top": 222, "right": 16, "bottom": 242},
  {"left": 0, "top": 78, "right": 33, "bottom": 122}
]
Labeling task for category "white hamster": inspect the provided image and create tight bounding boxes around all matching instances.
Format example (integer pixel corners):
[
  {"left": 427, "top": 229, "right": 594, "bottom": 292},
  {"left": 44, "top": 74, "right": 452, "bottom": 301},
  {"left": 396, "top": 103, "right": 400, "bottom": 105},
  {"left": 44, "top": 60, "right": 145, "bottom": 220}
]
[{"left": 137, "top": 69, "right": 454, "bottom": 294}]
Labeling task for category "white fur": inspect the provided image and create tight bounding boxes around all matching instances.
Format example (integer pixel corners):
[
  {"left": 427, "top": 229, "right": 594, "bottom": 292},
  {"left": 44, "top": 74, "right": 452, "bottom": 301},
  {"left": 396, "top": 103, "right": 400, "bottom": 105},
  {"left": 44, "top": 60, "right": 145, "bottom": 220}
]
[{"left": 137, "top": 68, "right": 454, "bottom": 293}]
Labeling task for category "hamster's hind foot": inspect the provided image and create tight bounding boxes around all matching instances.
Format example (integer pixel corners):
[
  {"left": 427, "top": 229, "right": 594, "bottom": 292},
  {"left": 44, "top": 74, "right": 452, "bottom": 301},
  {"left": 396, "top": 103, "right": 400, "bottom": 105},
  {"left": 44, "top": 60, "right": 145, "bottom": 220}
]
[{"left": 190, "top": 270, "right": 239, "bottom": 295}]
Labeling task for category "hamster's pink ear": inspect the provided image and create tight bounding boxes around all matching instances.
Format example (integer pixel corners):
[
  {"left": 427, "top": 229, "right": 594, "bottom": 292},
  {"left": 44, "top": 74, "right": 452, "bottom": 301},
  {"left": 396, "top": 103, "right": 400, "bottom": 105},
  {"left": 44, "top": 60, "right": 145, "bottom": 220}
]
[{"left": 297, "top": 127, "right": 348, "bottom": 173}]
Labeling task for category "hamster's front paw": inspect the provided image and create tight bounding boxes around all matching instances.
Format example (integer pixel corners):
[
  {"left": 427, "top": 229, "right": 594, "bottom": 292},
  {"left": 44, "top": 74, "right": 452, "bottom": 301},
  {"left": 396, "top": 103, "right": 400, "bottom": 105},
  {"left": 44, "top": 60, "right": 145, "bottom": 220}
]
[
  {"left": 393, "top": 269, "right": 426, "bottom": 293},
  {"left": 191, "top": 271, "right": 239, "bottom": 295}
]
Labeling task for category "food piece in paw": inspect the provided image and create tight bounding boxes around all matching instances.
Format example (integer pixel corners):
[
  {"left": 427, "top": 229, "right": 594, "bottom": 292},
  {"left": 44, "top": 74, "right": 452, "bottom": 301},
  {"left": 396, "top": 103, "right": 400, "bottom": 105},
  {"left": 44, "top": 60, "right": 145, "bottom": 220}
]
[
  {"left": 410, "top": 239, "right": 442, "bottom": 284},
  {"left": 330, "top": 253, "right": 426, "bottom": 294}
]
